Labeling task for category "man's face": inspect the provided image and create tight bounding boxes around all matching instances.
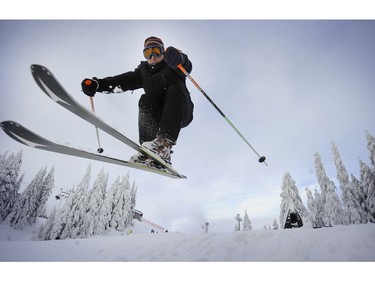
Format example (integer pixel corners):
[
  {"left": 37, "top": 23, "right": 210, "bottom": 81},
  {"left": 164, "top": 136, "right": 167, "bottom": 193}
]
[{"left": 147, "top": 54, "right": 164, "bottom": 66}]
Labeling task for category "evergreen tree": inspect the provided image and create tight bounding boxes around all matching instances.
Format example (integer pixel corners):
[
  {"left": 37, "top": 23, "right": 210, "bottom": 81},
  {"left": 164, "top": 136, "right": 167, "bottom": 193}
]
[
  {"left": 6, "top": 166, "right": 50, "bottom": 229},
  {"left": 242, "top": 210, "right": 252, "bottom": 231},
  {"left": 364, "top": 130, "right": 375, "bottom": 221},
  {"left": 65, "top": 164, "right": 91, "bottom": 239},
  {"left": 305, "top": 187, "right": 324, "bottom": 228},
  {"left": 313, "top": 188, "right": 325, "bottom": 227},
  {"left": 32, "top": 167, "right": 54, "bottom": 223},
  {"left": 43, "top": 184, "right": 79, "bottom": 240},
  {"left": 279, "top": 172, "right": 308, "bottom": 228},
  {"left": 325, "top": 179, "right": 346, "bottom": 225},
  {"left": 332, "top": 142, "right": 365, "bottom": 224},
  {"left": 94, "top": 176, "right": 121, "bottom": 234},
  {"left": 0, "top": 150, "right": 24, "bottom": 222},
  {"left": 39, "top": 167, "right": 138, "bottom": 240},
  {"left": 360, "top": 160, "right": 375, "bottom": 221},
  {"left": 314, "top": 152, "right": 345, "bottom": 226},
  {"left": 38, "top": 206, "right": 58, "bottom": 240},
  {"left": 125, "top": 179, "right": 138, "bottom": 228},
  {"left": 80, "top": 168, "right": 108, "bottom": 238},
  {"left": 314, "top": 153, "right": 329, "bottom": 207},
  {"left": 351, "top": 174, "right": 373, "bottom": 222},
  {"left": 366, "top": 130, "right": 375, "bottom": 166},
  {"left": 56, "top": 164, "right": 91, "bottom": 239},
  {"left": 110, "top": 174, "right": 132, "bottom": 231}
]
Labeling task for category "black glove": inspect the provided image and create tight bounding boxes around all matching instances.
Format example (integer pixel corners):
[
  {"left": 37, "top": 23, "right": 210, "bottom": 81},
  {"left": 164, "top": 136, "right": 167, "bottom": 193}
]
[
  {"left": 81, "top": 78, "right": 99, "bottom": 97},
  {"left": 164, "top": 47, "right": 184, "bottom": 69}
]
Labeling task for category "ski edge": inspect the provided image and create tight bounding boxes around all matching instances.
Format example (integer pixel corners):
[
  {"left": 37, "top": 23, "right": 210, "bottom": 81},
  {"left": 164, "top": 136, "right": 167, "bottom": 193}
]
[{"left": 0, "top": 121, "right": 186, "bottom": 179}]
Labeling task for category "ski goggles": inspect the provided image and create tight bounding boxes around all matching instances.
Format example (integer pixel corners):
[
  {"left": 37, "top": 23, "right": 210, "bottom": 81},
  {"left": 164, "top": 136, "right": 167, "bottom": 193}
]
[{"left": 143, "top": 46, "right": 164, "bottom": 59}]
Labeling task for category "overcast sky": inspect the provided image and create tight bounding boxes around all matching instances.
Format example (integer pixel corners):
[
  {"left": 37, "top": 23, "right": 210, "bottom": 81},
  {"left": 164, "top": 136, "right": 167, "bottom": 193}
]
[{"left": 1, "top": 20, "right": 374, "bottom": 232}]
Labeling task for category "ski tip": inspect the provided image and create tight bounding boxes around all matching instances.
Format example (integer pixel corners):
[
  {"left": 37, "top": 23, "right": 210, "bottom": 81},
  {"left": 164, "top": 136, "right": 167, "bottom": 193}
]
[
  {"left": 0, "top": 120, "right": 20, "bottom": 131},
  {"left": 31, "top": 64, "right": 40, "bottom": 71},
  {"left": 31, "top": 64, "right": 48, "bottom": 73}
]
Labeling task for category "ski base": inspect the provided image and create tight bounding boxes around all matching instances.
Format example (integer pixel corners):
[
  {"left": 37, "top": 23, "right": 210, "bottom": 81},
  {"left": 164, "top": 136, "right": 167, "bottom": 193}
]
[{"left": 0, "top": 121, "right": 186, "bottom": 179}]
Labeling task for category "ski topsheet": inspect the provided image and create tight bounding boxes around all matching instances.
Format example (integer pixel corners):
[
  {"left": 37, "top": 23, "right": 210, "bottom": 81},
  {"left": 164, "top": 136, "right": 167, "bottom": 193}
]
[
  {"left": 29, "top": 64, "right": 185, "bottom": 178},
  {"left": 0, "top": 121, "right": 184, "bottom": 179}
]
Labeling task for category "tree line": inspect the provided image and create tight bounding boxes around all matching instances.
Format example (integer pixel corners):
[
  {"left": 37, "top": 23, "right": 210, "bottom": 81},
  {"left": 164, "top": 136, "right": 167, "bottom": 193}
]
[
  {"left": 280, "top": 130, "right": 375, "bottom": 228},
  {"left": 0, "top": 151, "right": 137, "bottom": 240}
]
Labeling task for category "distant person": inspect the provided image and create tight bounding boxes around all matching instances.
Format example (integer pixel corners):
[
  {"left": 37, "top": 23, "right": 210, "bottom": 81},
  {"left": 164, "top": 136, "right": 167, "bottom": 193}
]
[{"left": 81, "top": 36, "right": 194, "bottom": 168}]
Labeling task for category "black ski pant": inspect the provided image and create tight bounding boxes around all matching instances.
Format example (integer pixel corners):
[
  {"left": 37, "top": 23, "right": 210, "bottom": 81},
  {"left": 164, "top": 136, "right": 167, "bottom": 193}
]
[{"left": 138, "top": 84, "right": 194, "bottom": 145}]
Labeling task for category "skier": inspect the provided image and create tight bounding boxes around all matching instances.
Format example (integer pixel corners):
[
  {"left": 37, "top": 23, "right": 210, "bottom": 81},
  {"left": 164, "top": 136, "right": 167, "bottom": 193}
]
[{"left": 81, "top": 36, "right": 194, "bottom": 167}]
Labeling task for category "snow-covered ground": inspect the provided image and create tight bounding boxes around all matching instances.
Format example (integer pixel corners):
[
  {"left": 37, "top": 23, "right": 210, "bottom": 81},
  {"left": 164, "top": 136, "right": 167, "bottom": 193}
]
[
  {"left": 1, "top": 221, "right": 374, "bottom": 262},
  {"left": 1, "top": 221, "right": 373, "bottom": 280}
]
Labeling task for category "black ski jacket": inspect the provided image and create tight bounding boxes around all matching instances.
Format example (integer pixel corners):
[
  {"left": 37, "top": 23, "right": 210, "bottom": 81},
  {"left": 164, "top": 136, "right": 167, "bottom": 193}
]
[{"left": 95, "top": 53, "right": 192, "bottom": 97}]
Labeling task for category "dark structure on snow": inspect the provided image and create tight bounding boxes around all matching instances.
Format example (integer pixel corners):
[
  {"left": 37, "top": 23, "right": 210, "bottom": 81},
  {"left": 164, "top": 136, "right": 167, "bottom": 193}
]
[{"left": 283, "top": 201, "right": 303, "bottom": 229}]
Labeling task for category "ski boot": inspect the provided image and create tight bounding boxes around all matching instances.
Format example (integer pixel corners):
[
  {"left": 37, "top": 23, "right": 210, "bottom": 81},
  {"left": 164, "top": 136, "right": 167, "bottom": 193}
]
[{"left": 130, "top": 137, "right": 174, "bottom": 169}]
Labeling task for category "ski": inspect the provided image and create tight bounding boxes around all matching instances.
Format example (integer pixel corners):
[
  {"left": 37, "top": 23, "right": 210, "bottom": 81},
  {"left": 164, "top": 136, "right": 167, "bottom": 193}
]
[
  {"left": 29, "top": 64, "right": 185, "bottom": 178},
  {"left": 0, "top": 121, "right": 185, "bottom": 179}
]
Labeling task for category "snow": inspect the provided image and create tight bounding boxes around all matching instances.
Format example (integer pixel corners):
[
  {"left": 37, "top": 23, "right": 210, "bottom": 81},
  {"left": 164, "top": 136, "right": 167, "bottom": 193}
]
[
  {"left": 1, "top": 220, "right": 374, "bottom": 262},
  {"left": 1, "top": 222, "right": 373, "bottom": 280}
]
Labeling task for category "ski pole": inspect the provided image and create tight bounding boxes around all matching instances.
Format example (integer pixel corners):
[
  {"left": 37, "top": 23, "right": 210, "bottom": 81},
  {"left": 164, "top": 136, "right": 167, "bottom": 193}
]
[
  {"left": 83, "top": 79, "right": 104, "bottom": 153},
  {"left": 177, "top": 64, "right": 267, "bottom": 166},
  {"left": 87, "top": 91, "right": 104, "bottom": 154}
]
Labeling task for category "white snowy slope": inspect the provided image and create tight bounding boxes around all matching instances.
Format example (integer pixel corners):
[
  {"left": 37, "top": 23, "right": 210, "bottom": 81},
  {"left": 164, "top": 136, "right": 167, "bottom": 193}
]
[{"left": 0, "top": 222, "right": 374, "bottom": 262}]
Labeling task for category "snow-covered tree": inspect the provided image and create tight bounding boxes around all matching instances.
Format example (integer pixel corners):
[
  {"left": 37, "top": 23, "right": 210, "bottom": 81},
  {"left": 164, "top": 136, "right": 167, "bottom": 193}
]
[
  {"left": 0, "top": 150, "right": 24, "bottom": 222},
  {"left": 325, "top": 180, "right": 346, "bottom": 226},
  {"left": 33, "top": 167, "right": 54, "bottom": 222},
  {"left": 365, "top": 130, "right": 375, "bottom": 220},
  {"left": 314, "top": 153, "right": 329, "bottom": 207},
  {"left": 49, "top": 164, "right": 91, "bottom": 240},
  {"left": 94, "top": 176, "right": 121, "bottom": 234},
  {"left": 242, "top": 210, "right": 252, "bottom": 231},
  {"left": 313, "top": 188, "right": 325, "bottom": 227},
  {"left": 38, "top": 206, "right": 58, "bottom": 240},
  {"left": 272, "top": 219, "right": 279, "bottom": 230},
  {"left": 63, "top": 164, "right": 91, "bottom": 239},
  {"left": 39, "top": 167, "right": 137, "bottom": 240},
  {"left": 360, "top": 160, "right": 375, "bottom": 221},
  {"left": 314, "top": 152, "right": 345, "bottom": 226},
  {"left": 110, "top": 174, "right": 133, "bottom": 231},
  {"left": 332, "top": 142, "right": 365, "bottom": 224},
  {"left": 305, "top": 187, "right": 324, "bottom": 228},
  {"left": 6, "top": 166, "right": 53, "bottom": 229},
  {"left": 126, "top": 179, "right": 138, "bottom": 228},
  {"left": 351, "top": 174, "right": 373, "bottom": 223},
  {"left": 279, "top": 172, "right": 308, "bottom": 228},
  {"left": 80, "top": 168, "right": 108, "bottom": 237},
  {"left": 366, "top": 130, "right": 375, "bottom": 166}
]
